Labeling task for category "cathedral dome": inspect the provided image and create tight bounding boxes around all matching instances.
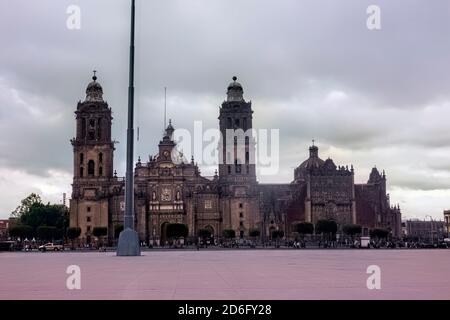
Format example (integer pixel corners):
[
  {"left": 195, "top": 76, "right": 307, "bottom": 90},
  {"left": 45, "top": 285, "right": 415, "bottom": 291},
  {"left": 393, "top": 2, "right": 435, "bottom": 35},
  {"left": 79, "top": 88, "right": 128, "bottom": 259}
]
[
  {"left": 294, "top": 144, "right": 324, "bottom": 182},
  {"left": 85, "top": 72, "right": 104, "bottom": 102},
  {"left": 227, "top": 76, "right": 244, "bottom": 102},
  {"left": 227, "top": 76, "right": 243, "bottom": 90},
  {"left": 87, "top": 80, "right": 102, "bottom": 91},
  {"left": 322, "top": 158, "right": 337, "bottom": 171}
]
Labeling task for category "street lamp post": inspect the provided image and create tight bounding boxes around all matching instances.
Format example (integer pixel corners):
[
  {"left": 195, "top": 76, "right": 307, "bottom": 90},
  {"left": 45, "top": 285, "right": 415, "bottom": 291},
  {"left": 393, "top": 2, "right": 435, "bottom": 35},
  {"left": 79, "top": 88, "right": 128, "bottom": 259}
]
[{"left": 117, "top": 0, "right": 141, "bottom": 256}]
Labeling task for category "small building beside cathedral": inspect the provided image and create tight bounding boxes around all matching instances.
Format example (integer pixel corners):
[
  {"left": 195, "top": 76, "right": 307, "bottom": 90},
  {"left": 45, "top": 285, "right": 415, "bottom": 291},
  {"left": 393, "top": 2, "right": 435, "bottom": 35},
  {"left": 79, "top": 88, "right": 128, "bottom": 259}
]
[{"left": 69, "top": 75, "right": 402, "bottom": 245}]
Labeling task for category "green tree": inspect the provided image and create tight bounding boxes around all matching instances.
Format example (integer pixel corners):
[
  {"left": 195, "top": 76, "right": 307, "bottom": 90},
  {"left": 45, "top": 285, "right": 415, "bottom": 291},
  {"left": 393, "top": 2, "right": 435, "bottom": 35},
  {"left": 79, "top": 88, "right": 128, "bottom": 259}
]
[
  {"left": 9, "top": 225, "right": 33, "bottom": 240},
  {"left": 294, "top": 222, "right": 314, "bottom": 239},
  {"left": 19, "top": 203, "right": 68, "bottom": 237},
  {"left": 166, "top": 224, "right": 188, "bottom": 240},
  {"left": 343, "top": 224, "right": 362, "bottom": 244},
  {"left": 271, "top": 230, "right": 284, "bottom": 239},
  {"left": 11, "top": 193, "right": 42, "bottom": 218},
  {"left": 249, "top": 228, "right": 260, "bottom": 238},
  {"left": 316, "top": 219, "right": 338, "bottom": 245},
  {"left": 93, "top": 227, "right": 108, "bottom": 238},
  {"left": 370, "top": 228, "right": 390, "bottom": 240},
  {"left": 67, "top": 227, "right": 81, "bottom": 249},
  {"left": 114, "top": 224, "right": 124, "bottom": 239},
  {"left": 37, "top": 226, "right": 58, "bottom": 241},
  {"left": 271, "top": 230, "right": 284, "bottom": 248},
  {"left": 93, "top": 227, "right": 108, "bottom": 248},
  {"left": 222, "top": 229, "right": 236, "bottom": 240}
]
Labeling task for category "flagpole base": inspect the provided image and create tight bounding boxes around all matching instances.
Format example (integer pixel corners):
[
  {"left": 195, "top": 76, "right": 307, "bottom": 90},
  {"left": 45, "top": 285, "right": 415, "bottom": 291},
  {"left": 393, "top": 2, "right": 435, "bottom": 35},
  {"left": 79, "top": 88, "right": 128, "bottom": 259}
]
[{"left": 117, "top": 228, "right": 141, "bottom": 256}]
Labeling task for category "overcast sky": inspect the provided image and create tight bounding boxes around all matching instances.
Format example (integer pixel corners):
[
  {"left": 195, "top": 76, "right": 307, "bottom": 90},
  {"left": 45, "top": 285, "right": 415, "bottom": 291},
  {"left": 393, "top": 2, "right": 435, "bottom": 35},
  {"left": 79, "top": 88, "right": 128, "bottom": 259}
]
[{"left": 1, "top": 0, "right": 450, "bottom": 220}]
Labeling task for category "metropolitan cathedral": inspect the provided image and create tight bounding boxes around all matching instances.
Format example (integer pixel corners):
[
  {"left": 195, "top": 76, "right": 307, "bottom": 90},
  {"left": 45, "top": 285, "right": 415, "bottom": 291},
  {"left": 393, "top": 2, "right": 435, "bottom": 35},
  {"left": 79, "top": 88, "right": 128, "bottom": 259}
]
[{"left": 69, "top": 75, "right": 402, "bottom": 244}]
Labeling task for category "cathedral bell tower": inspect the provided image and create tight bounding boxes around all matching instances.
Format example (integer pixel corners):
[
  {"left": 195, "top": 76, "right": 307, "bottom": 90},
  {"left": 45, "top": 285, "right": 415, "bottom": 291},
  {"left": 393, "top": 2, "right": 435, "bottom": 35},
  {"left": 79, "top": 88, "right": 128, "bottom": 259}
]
[
  {"left": 69, "top": 73, "right": 115, "bottom": 243},
  {"left": 71, "top": 73, "right": 114, "bottom": 181},
  {"left": 218, "top": 77, "right": 256, "bottom": 183},
  {"left": 218, "top": 77, "right": 259, "bottom": 239}
]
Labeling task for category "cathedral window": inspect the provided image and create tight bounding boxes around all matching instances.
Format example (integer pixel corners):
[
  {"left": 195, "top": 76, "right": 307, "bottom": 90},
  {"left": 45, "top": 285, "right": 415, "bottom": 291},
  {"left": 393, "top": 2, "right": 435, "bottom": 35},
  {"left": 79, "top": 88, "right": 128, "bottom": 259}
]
[
  {"left": 240, "top": 231, "right": 244, "bottom": 238},
  {"left": 99, "top": 166, "right": 103, "bottom": 176},
  {"left": 87, "top": 217, "right": 91, "bottom": 222},
  {"left": 245, "top": 152, "right": 249, "bottom": 163},
  {"left": 99, "top": 153, "right": 103, "bottom": 163},
  {"left": 235, "top": 159, "right": 241, "bottom": 173},
  {"left": 87, "top": 207, "right": 91, "bottom": 212},
  {"left": 239, "top": 203, "right": 243, "bottom": 208},
  {"left": 87, "top": 226, "right": 91, "bottom": 232},
  {"left": 240, "top": 221, "right": 243, "bottom": 227},
  {"left": 243, "top": 118, "right": 247, "bottom": 130},
  {"left": 239, "top": 212, "right": 243, "bottom": 218},
  {"left": 246, "top": 165, "right": 250, "bottom": 174},
  {"left": 235, "top": 118, "right": 240, "bottom": 127},
  {"left": 227, "top": 118, "right": 232, "bottom": 127},
  {"left": 228, "top": 166, "right": 231, "bottom": 174},
  {"left": 79, "top": 166, "right": 84, "bottom": 177},
  {"left": 88, "top": 119, "right": 96, "bottom": 140},
  {"left": 88, "top": 160, "right": 95, "bottom": 176},
  {"left": 80, "top": 153, "right": 84, "bottom": 164}
]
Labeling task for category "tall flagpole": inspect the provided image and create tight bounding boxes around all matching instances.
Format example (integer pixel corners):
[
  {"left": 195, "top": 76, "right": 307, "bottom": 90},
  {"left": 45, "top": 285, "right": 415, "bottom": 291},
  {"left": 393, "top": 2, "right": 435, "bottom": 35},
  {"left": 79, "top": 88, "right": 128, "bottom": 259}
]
[
  {"left": 125, "top": 0, "right": 135, "bottom": 231},
  {"left": 117, "top": 0, "right": 141, "bottom": 256}
]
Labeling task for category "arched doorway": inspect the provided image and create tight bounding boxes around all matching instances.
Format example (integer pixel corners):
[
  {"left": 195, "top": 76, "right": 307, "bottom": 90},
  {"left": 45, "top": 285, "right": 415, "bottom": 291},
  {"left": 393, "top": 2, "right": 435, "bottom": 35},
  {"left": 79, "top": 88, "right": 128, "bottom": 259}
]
[
  {"left": 204, "top": 225, "right": 215, "bottom": 245},
  {"left": 204, "top": 225, "right": 214, "bottom": 237},
  {"left": 160, "top": 222, "right": 170, "bottom": 246},
  {"left": 269, "top": 226, "right": 276, "bottom": 240}
]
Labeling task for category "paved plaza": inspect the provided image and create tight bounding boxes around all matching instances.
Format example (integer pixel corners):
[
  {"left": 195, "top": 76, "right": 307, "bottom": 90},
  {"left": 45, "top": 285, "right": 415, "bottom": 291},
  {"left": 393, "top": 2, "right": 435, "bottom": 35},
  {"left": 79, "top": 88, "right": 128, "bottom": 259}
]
[{"left": 1, "top": 249, "right": 449, "bottom": 300}]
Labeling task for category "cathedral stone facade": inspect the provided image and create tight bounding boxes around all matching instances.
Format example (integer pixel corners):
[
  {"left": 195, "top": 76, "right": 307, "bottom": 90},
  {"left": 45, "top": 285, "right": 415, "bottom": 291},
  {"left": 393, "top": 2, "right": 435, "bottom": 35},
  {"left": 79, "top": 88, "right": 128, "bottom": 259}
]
[{"left": 69, "top": 75, "right": 402, "bottom": 244}]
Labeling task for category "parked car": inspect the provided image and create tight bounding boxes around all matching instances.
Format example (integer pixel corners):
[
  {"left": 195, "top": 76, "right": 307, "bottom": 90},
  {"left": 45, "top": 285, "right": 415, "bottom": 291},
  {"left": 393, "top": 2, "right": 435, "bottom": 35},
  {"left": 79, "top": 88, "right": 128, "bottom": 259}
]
[{"left": 38, "top": 243, "right": 64, "bottom": 252}]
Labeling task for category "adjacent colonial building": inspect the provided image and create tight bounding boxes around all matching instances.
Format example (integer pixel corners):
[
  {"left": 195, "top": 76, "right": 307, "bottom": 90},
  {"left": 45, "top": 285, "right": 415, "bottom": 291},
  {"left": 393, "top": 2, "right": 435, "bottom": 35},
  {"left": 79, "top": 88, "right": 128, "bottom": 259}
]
[
  {"left": 0, "top": 219, "right": 10, "bottom": 240},
  {"left": 444, "top": 210, "right": 450, "bottom": 237},
  {"left": 69, "top": 75, "right": 402, "bottom": 244},
  {"left": 402, "top": 219, "right": 446, "bottom": 242}
]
